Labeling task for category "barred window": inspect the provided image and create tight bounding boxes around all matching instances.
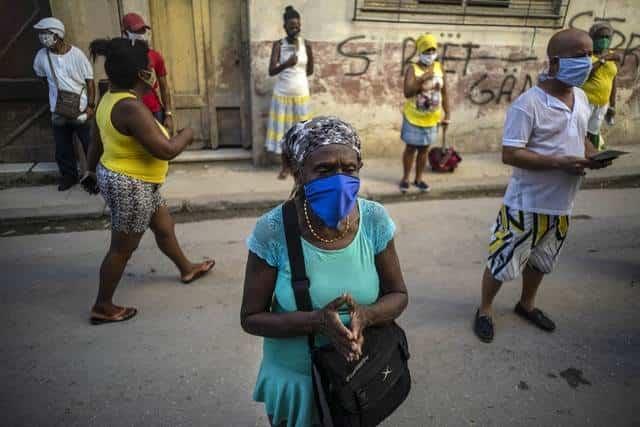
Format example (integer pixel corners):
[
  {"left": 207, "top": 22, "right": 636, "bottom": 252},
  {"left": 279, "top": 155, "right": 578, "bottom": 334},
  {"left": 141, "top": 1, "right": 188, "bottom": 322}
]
[{"left": 353, "top": 0, "right": 570, "bottom": 28}]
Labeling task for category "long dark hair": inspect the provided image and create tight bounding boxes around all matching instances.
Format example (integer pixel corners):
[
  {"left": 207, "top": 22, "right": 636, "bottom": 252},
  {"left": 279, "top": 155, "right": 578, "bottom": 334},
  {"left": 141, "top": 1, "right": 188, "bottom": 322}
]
[{"left": 89, "top": 37, "right": 149, "bottom": 89}]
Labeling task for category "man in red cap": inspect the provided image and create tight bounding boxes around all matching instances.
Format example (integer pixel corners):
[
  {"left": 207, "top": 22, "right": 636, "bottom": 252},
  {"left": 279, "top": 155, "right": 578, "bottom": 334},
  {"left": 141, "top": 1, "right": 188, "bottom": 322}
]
[{"left": 121, "top": 12, "right": 174, "bottom": 134}]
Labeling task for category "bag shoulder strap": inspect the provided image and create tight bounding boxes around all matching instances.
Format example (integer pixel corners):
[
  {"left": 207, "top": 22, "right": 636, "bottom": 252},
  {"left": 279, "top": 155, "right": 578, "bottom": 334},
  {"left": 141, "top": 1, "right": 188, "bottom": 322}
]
[
  {"left": 46, "top": 49, "right": 86, "bottom": 97},
  {"left": 283, "top": 200, "right": 313, "bottom": 311},
  {"left": 282, "top": 200, "right": 315, "bottom": 347},
  {"left": 45, "top": 50, "right": 60, "bottom": 90}
]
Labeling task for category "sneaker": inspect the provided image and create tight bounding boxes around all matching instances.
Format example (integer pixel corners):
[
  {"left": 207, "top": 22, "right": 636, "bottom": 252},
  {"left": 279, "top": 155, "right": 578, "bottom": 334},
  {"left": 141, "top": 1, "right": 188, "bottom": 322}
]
[
  {"left": 474, "top": 309, "right": 494, "bottom": 343},
  {"left": 399, "top": 181, "right": 410, "bottom": 193},
  {"left": 58, "top": 175, "right": 77, "bottom": 191},
  {"left": 414, "top": 180, "right": 430, "bottom": 192}
]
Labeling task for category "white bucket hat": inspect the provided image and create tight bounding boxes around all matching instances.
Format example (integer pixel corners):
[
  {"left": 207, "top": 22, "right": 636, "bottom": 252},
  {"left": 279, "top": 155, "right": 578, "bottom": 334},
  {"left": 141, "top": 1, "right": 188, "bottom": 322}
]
[{"left": 34, "top": 17, "right": 65, "bottom": 39}]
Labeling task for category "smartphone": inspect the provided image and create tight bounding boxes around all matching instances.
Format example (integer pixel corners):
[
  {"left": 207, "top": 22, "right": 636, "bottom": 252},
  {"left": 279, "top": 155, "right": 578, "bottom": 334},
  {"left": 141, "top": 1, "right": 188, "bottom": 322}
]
[{"left": 589, "top": 150, "right": 629, "bottom": 162}]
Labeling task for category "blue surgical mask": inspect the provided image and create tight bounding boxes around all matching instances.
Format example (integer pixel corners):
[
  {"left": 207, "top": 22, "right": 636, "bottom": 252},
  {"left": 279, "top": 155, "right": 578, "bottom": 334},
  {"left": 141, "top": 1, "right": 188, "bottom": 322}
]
[
  {"left": 303, "top": 174, "right": 360, "bottom": 229},
  {"left": 554, "top": 56, "right": 593, "bottom": 87}
]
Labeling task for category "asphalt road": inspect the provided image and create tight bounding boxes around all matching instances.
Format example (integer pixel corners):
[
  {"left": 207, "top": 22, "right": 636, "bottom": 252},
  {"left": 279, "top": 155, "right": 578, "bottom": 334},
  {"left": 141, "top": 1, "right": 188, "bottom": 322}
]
[{"left": 1, "top": 188, "right": 639, "bottom": 426}]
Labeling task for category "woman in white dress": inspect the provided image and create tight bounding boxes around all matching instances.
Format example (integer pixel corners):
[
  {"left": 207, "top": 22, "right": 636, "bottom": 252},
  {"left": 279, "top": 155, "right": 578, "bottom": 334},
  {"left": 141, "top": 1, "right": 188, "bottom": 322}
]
[{"left": 266, "top": 5, "right": 314, "bottom": 179}]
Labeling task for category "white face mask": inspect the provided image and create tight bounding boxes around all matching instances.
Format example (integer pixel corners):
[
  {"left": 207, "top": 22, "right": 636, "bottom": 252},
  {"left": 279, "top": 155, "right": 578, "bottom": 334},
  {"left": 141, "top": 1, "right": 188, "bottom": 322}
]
[
  {"left": 125, "top": 31, "right": 148, "bottom": 44},
  {"left": 419, "top": 52, "right": 438, "bottom": 65},
  {"left": 39, "top": 33, "right": 56, "bottom": 48}
]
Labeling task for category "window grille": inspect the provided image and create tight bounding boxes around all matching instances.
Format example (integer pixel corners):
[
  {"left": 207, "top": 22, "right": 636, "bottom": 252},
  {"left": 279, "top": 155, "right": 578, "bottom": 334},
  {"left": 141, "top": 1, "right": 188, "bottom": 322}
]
[{"left": 353, "top": 0, "right": 570, "bottom": 28}]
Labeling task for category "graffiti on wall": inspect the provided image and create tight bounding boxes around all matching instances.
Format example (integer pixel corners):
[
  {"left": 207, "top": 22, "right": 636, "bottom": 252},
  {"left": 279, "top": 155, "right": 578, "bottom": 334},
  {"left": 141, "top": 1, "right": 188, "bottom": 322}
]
[
  {"left": 335, "top": 8, "right": 640, "bottom": 108},
  {"left": 337, "top": 35, "right": 538, "bottom": 105},
  {"left": 569, "top": 10, "right": 640, "bottom": 75},
  {"left": 336, "top": 35, "right": 377, "bottom": 76}
]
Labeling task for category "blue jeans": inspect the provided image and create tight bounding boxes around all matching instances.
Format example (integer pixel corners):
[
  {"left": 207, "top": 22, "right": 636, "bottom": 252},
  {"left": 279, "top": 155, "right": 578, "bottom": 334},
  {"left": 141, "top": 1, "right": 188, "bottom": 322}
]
[
  {"left": 400, "top": 117, "right": 438, "bottom": 147},
  {"left": 51, "top": 114, "right": 91, "bottom": 180},
  {"left": 153, "top": 110, "right": 165, "bottom": 123}
]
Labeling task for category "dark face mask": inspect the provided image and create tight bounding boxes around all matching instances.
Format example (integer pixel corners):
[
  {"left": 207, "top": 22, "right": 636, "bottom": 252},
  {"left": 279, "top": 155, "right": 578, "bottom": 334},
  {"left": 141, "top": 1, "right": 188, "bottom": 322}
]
[{"left": 593, "top": 37, "right": 611, "bottom": 52}]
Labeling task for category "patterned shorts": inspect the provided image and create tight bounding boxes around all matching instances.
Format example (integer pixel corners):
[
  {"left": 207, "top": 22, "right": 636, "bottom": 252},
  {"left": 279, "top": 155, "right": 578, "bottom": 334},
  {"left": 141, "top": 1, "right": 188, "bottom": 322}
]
[
  {"left": 487, "top": 205, "right": 570, "bottom": 282},
  {"left": 97, "top": 164, "right": 165, "bottom": 234}
]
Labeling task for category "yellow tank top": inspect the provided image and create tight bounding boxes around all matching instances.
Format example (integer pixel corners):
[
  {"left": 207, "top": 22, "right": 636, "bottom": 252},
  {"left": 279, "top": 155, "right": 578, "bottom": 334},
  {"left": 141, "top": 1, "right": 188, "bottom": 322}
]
[
  {"left": 97, "top": 91, "right": 169, "bottom": 184},
  {"left": 403, "top": 62, "right": 444, "bottom": 128},
  {"left": 581, "top": 54, "right": 618, "bottom": 107}
]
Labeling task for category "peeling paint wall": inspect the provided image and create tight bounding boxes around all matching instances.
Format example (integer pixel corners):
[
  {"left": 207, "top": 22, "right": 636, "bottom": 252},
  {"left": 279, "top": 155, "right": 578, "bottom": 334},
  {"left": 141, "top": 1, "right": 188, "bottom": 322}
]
[
  {"left": 49, "top": 0, "right": 122, "bottom": 82},
  {"left": 248, "top": 0, "right": 640, "bottom": 163}
]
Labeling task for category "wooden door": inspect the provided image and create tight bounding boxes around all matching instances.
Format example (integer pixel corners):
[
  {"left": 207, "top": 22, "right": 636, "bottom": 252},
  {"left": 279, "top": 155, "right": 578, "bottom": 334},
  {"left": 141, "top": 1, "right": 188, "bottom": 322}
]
[
  {"left": 149, "top": 0, "right": 250, "bottom": 150},
  {"left": 149, "top": 0, "right": 213, "bottom": 149},
  {"left": 0, "top": 0, "right": 53, "bottom": 162},
  {"left": 210, "top": 0, "right": 249, "bottom": 148}
]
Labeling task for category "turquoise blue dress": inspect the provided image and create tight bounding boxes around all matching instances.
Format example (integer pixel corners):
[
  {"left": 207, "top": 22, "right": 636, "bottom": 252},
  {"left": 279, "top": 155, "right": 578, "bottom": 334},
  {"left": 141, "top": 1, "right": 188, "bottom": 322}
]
[{"left": 246, "top": 198, "right": 396, "bottom": 427}]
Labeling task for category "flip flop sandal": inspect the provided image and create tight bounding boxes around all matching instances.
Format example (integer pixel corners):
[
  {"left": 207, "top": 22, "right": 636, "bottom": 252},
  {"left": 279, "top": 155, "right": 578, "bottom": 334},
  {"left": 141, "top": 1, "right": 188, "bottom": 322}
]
[
  {"left": 514, "top": 303, "right": 556, "bottom": 332},
  {"left": 90, "top": 307, "right": 138, "bottom": 325},
  {"left": 181, "top": 259, "right": 216, "bottom": 284}
]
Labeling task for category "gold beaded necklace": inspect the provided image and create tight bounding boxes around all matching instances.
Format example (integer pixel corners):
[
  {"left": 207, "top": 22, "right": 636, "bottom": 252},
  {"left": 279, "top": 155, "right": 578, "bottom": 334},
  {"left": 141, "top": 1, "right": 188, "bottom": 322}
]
[{"left": 303, "top": 199, "right": 351, "bottom": 244}]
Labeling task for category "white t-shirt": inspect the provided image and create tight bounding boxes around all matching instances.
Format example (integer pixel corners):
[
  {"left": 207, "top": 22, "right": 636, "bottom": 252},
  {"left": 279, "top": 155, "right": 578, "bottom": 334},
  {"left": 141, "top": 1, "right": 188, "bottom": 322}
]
[
  {"left": 33, "top": 46, "right": 94, "bottom": 113},
  {"left": 502, "top": 86, "right": 590, "bottom": 216},
  {"left": 273, "top": 37, "right": 309, "bottom": 97}
]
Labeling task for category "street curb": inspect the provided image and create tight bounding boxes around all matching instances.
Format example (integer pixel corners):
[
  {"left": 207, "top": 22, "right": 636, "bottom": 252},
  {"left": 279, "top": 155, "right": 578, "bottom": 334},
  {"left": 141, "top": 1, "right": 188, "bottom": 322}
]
[{"left": 1, "top": 173, "right": 638, "bottom": 230}]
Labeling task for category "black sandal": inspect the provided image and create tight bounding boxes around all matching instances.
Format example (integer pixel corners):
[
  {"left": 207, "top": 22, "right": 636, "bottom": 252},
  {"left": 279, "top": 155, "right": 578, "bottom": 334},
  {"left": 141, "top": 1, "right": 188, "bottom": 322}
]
[
  {"left": 474, "top": 309, "right": 494, "bottom": 343},
  {"left": 399, "top": 181, "right": 410, "bottom": 193},
  {"left": 514, "top": 303, "right": 556, "bottom": 332}
]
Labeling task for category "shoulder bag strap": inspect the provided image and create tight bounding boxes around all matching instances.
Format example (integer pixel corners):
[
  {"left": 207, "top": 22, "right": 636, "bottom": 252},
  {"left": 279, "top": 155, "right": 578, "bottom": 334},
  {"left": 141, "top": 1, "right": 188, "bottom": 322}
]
[
  {"left": 46, "top": 50, "right": 60, "bottom": 90},
  {"left": 282, "top": 200, "right": 315, "bottom": 348}
]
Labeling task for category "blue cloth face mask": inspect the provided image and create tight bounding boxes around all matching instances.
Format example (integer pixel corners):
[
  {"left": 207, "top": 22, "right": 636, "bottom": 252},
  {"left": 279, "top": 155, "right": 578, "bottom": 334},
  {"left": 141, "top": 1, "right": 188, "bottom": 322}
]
[
  {"left": 304, "top": 174, "right": 360, "bottom": 229},
  {"left": 554, "top": 56, "right": 593, "bottom": 87}
]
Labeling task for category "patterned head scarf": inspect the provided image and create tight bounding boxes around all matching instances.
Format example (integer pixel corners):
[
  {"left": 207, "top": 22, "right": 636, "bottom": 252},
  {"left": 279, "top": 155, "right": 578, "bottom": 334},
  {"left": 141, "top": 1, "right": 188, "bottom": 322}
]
[{"left": 282, "top": 116, "right": 362, "bottom": 171}]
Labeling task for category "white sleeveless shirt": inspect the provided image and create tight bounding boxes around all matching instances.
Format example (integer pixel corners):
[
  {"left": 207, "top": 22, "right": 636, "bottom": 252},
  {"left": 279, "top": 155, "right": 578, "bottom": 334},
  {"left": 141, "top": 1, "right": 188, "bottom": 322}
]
[{"left": 273, "top": 37, "right": 309, "bottom": 97}]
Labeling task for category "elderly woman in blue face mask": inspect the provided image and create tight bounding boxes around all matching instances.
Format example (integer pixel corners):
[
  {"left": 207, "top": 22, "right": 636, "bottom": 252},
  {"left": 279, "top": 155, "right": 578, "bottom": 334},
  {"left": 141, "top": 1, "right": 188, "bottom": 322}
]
[{"left": 240, "top": 117, "right": 408, "bottom": 427}]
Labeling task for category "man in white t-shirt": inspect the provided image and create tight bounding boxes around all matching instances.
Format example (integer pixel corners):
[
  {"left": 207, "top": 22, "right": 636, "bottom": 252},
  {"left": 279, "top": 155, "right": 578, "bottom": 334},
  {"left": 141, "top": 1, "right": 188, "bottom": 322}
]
[
  {"left": 32, "top": 17, "right": 95, "bottom": 191},
  {"left": 473, "top": 29, "right": 611, "bottom": 343}
]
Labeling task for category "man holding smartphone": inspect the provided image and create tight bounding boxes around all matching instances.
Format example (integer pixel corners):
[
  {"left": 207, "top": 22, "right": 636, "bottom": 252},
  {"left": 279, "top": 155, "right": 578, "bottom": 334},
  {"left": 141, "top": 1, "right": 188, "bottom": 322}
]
[{"left": 473, "top": 29, "right": 611, "bottom": 343}]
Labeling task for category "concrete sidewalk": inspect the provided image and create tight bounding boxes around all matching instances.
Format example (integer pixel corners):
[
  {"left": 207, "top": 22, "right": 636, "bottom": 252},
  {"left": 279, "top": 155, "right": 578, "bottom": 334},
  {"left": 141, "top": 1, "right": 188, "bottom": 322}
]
[{"left": 0, "top": 145, "right": 638, "bottom": 225}]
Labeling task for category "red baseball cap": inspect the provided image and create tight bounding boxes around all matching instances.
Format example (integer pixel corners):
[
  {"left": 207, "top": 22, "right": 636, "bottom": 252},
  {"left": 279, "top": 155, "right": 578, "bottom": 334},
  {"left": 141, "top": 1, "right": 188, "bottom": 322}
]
[{"left": 122, "top": 13, "right": 150, "bottom": 32}]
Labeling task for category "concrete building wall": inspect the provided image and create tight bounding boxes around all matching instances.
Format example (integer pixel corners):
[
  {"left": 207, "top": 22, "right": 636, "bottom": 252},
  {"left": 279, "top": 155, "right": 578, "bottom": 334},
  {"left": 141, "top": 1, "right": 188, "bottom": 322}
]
[
  {"left": 248, "top": 0, "right": 640, "bottom": 162},
  {"left": 50, "top": 0, "right": 122, "bottom": 82}
]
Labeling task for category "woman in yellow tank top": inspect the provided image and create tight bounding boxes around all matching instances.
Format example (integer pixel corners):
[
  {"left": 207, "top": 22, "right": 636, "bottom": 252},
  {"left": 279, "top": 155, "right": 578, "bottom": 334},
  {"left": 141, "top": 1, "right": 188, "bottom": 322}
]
[
  {"left": 82, "top": 38, "right": 215, "bottom": 324},
  {"left": 399, "top": 33, "right": 451, "bottom": 193}
]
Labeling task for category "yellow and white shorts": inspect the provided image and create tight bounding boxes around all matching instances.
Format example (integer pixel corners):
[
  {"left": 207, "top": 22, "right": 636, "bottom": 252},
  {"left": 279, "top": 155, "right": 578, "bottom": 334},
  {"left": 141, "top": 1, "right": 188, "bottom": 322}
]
[{"left": 487, "top": 205, "right": 570, "bottom": 282}]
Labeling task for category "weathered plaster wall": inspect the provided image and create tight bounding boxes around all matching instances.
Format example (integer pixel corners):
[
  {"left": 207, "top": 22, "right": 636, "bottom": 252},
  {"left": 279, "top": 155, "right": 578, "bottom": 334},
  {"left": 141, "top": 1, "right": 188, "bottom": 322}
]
[
  {"left": 249, "top": 0, "right": 640, "bottom": 163},
  {"left": 49, "top": 0, "right": 122, "bottom": 82}
]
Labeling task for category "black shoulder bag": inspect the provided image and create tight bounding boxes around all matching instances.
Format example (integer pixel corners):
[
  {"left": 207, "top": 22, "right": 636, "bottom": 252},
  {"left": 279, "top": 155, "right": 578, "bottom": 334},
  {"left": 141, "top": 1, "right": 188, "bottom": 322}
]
[{"left": 282, "top": 200, "right": 411, "bottom": 427}]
